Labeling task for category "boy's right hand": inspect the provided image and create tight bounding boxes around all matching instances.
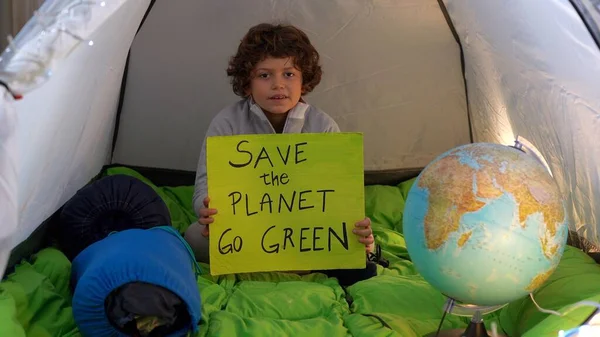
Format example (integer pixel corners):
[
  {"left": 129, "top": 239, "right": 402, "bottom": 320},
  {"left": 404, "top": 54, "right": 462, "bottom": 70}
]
[{"left": 198, "top": 196, "right": 217, "bottom": 237}]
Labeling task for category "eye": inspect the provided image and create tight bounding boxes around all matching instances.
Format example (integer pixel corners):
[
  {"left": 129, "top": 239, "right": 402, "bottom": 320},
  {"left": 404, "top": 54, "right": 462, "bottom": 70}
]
[
  {"left": 284, "top": 72, "right": 295, "bottom": 77},
  {"left": 257, "top": 73, "right": 269, "bottom": 79}
]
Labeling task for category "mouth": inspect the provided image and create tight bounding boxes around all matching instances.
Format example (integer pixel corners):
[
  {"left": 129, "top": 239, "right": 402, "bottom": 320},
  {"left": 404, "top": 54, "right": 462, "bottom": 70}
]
[{"left": 268, "top": 94, "right": 288, "bottom": 100}]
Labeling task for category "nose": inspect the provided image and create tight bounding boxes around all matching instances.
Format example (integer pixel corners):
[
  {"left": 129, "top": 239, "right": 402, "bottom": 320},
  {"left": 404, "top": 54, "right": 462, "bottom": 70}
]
[{"left": 271, "top": 76, "right": 285, "bottom": 89}]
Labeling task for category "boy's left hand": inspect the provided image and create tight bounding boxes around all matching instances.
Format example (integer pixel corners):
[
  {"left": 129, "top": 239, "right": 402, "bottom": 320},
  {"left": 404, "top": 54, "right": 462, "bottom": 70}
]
[{"left": 353, "top": 217, "right": 374, "bottom": 254}]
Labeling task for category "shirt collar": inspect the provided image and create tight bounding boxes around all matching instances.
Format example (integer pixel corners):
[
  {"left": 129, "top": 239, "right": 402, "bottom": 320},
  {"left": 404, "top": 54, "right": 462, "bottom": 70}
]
[{"left": 248, "top": 96, "right": 309, "bottom": 122}]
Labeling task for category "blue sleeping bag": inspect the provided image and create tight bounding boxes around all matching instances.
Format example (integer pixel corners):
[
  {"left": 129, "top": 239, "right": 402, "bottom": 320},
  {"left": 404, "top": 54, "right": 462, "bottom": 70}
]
[{"left": 71, "top": 227, "right": 202, "bottom": 337}]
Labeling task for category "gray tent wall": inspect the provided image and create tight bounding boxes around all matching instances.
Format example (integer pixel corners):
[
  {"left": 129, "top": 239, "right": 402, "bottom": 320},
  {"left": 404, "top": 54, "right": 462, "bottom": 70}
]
[
  {"left": 111, "top": 0, "right": 470, "bottom": 184},
  {"left": 2, "top": 0, "right": 600, "bottom": 277},
  {"left": 444, "top": 0, "right": 600, "bottom": 249}
]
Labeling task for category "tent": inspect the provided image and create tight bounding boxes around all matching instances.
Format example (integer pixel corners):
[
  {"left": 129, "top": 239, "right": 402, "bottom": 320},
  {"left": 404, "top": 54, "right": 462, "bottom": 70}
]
[{"left": 1, "top": 0, "right": 600, "bottom": 336}]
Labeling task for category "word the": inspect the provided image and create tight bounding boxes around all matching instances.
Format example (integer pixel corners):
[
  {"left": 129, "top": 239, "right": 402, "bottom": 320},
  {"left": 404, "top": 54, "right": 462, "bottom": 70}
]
[{"left": 259, "top": 170, "right": 290, "bottom": 186}]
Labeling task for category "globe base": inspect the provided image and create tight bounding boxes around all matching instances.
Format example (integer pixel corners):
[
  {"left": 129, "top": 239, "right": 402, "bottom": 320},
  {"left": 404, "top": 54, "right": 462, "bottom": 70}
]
[
  {"left": 425, "top": 318, "right": 506, "bottom": 337},
  {"left": 426, "top": 298, "right": 508, "bottom": 337},
  {"left": 425, "top": 311, "right": 506, "bottom": 337}
]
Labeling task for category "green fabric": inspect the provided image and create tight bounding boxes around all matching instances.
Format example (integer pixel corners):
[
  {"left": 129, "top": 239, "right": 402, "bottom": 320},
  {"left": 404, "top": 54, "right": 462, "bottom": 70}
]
[
  {"left": 2, "top": 166, "right": 600, "bottom": 336},
  {"left": 503, "top": 247, "right": 600, "bottom": 336},
  {"left": 0, "top": 248, "right": 80, "bottom": 337}
]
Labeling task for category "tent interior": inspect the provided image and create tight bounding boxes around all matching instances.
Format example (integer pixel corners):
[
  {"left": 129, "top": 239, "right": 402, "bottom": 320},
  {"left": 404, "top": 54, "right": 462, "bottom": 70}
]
[{"left": 1, "top": 0, "right": 600, "bottom": 336}]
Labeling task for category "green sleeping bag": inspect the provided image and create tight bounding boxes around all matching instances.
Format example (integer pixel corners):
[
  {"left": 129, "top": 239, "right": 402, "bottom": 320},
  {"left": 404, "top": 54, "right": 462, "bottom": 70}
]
[{"left": 2, "top": 166, "right": 600, "bottom": 337}]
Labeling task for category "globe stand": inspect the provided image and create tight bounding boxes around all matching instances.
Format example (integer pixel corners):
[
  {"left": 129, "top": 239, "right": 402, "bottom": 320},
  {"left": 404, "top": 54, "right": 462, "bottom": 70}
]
[{"left": 424, "top": 298, "right": 507, "bottom": 337}]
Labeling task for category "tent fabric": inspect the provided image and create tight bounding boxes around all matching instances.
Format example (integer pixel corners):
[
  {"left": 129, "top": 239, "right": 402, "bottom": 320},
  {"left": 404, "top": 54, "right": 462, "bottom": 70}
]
[
  {"left": 2, "top": 167, "right": 600, "bottom": 336},
  {"left": 0, "top": 87, "right": 18, "bottom": 280},
  {"left": 443, "top": 0, "right": 600, "bottom": 246},
  {"left": 571, "top": 0, "right": 600, "bottom": 49},
  {"left": 111, "top": 0, "right": 471, "bottom": 173},
  {"left": 57, "top": 174, "right": 172, "bottom": 261},
  {"left": 0, "top": 0, "right": 151, "bottom": 258}
]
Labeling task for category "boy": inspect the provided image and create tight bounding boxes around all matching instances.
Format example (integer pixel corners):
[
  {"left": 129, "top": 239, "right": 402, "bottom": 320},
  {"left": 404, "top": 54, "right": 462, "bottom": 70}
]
[{"left": 185, "top": 23, "right": 377, "bottom": 285}]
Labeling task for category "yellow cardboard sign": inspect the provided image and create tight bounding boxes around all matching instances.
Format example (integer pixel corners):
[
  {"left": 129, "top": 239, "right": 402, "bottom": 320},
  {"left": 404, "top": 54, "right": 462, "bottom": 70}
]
[{"left": 206, "top": 132, "right": 366, "bottom": 275}]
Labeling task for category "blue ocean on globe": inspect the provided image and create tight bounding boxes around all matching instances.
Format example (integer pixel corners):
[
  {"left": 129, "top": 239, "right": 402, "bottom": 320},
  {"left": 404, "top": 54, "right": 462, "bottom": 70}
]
[{"left": 403, "top": 143, "right": 569, "bottom": 306}]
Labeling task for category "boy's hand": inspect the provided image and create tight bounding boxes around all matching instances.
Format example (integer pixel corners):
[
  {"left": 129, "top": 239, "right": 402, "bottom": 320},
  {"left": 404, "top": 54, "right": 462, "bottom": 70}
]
[
  {"left": 353, "top": 217, "right": 375, "bottom": 254},
  {"left": 198, "top": 196, "right": 217, "bottom": 237}
]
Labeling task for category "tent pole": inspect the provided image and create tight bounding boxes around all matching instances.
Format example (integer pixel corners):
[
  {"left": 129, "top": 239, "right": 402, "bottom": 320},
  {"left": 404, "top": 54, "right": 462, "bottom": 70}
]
[{"left": 435, "top": 0, "right": 474, "bottom": 143}]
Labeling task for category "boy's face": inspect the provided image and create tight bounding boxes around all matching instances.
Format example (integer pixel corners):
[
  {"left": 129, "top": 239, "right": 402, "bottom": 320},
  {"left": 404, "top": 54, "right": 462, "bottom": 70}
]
[{"left": 246, "top": 56, "right": 303, "bottom": 115}]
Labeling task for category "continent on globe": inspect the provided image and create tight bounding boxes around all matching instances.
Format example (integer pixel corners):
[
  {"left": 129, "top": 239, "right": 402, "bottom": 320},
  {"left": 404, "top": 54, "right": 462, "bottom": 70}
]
[
  {"left": 418, "top": 144, "right": 565, "bottom": 261},
  {"left": 403, "top": 142, "right": 569, "bottom": 307}
]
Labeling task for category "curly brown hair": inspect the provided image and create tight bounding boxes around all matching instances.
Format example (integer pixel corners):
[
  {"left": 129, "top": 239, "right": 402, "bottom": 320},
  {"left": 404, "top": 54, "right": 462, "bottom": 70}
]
[{"left": 226, "top": 23, "right": 323, "bottom": 97}]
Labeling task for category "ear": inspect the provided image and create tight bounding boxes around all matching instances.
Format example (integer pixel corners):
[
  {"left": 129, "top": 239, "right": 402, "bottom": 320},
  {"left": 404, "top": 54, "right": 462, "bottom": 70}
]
[{"left": 301, "top": 85, "right": 308, "bottom": 95}]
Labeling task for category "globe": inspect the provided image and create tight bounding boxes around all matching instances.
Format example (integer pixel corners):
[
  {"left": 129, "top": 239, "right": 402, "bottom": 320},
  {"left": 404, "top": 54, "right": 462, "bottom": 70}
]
[{"left": 403, "top": 142, "right": 569, "bottom": 307}]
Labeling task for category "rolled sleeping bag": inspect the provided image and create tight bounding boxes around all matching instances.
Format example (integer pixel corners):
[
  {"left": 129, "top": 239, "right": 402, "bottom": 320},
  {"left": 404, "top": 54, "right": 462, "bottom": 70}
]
[
  {"left": 58, "top": 174, "right": 171, "bottom": 260},
  {"left": 71, "top": 227, "right": 202, "bottom": 337}
]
